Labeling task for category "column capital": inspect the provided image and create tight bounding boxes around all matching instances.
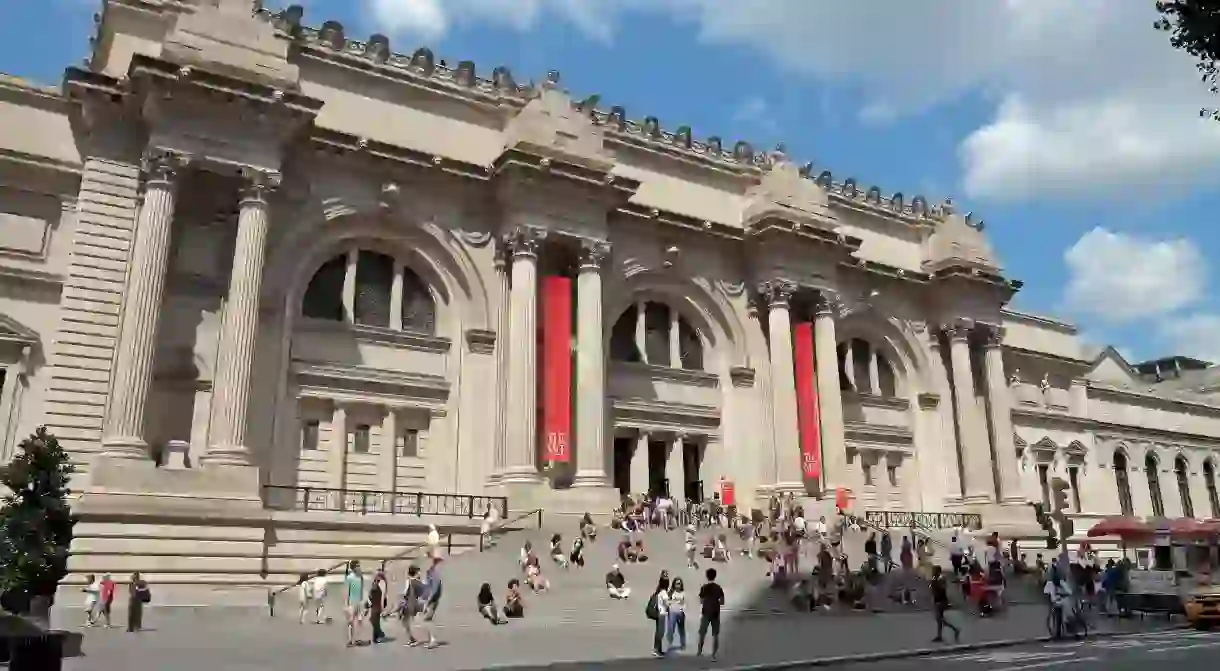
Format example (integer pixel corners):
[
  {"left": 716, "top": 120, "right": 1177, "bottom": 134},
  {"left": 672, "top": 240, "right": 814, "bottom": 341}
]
[
  {"left": 813, "top": 291, "right": 842, "bottom": 318},
  {"left": 578, "top": 238, "right": 612, "bottom": 270},
  {"left": 758, "top": 279, "right": 798, "bottom": 309},
  {"left": 507, "top": 226, "right": 546, "bottom": 260},
  {"left": 141, "top": 148, "right": 191, "bottom": 186},
  {"left": 980, "top": 324, "right": 1005, "bottom": 348},
  {"left": 238, "top": 167, "right": 282, "bottom": 205},
  {"left": 494, "top": 233, "right": 512, "bottom": 271},
  {"left": 943, "top": 319, "right": 975, "bottom": 342}
]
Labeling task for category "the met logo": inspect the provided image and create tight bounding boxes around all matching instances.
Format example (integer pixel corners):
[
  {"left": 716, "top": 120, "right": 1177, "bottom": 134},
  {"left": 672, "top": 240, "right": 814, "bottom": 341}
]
[{"left": 546, "top": 430, "right": 568, "bottom": 461}]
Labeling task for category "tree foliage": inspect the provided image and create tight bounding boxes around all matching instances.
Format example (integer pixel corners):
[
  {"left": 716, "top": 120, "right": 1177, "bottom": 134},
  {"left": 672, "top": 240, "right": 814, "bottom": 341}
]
[
  {"left": 0, "top": 427, "right": 75, "bottom": 613},
  {"left": 1156, "top": 0, "right": 1220, "bottom": 120}
]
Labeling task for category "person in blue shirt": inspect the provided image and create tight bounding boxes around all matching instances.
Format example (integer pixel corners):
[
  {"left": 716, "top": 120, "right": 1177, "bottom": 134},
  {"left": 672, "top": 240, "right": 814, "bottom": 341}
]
[{"left": 343, "top": 560, "right": 365, "bottom": 647}]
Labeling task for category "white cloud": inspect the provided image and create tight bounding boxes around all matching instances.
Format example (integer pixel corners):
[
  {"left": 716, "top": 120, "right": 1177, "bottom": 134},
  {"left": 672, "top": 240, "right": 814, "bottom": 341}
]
[
  {"left": 363, "top": 0, "right": 1220, "bottom": 201},
  {"left": 1062, "top": 227, "right": 1206, "bottom": 324},
  {"left": 731, "top": 97, "right": 778, "bottom": 136},
  {"left": 1161, "top": 314, "right": 1220, "bottom": 364}
]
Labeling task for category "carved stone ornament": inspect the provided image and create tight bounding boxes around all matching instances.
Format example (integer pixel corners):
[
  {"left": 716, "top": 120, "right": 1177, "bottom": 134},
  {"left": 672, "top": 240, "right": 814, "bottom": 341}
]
[
  {"left": 457, "top": 229, "right": 492, "bottom": 248},
  {"left": 943, "top": 320, "right": 973, "bottom": 342},
  {"left": 813, "top": 292, "right": 841, "bottom": 318},
  {"left": 239, "top": 167, "right": 282, "bottom": 204},
  {"left": 508, "top": 226, "right": 546, "bottom": 259},
  {"left": 365, "top": 34, "right": 390, "bottom": 64},
  {"left": 730, "top": 366, "right": 756, "bottom": 388},
  {"left": 141, "top": 149, "right": 191, "bottom": 186},
  {"left": 578, "top": 239, "right": 611, "bottom": 270},
  {"left": 758, "top": 279, "right": 798, "bottom": 308},
  {"left": 981, "top": 324, "right": 1004, "bottom": 348}
]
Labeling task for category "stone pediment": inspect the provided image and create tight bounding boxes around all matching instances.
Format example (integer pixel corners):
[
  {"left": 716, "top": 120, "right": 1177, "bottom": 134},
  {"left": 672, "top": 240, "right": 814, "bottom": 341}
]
[
  {"left": 499, "top": 72, "right": 612, "bottom": 173},
  {"left": 162, "top": 0, "right": 300, "bottom": 90},
  {"left": 0, "top": 313, "right": 38, "bottom": 346},
  {"left": 741, "top": 154, "right": 836, "bottom": 231}
]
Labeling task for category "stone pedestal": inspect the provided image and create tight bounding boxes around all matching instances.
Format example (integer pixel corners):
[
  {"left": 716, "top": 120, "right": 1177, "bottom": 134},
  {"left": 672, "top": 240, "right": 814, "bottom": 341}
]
[{"left": 84, "top": 454, "right": 263, "bottom": 512}]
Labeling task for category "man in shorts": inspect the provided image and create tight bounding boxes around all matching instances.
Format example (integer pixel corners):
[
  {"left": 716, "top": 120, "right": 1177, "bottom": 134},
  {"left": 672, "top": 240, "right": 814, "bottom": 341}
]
[
  {"left": 697, "top": 567, "right": 725, "bottom": 660},
  {"left": 343, "top": 560, "right": 365, "bottom": 647}
]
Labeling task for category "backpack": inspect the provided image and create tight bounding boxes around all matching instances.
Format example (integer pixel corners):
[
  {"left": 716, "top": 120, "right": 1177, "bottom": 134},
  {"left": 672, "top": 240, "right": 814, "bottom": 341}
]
[{"left": 645, "top": 592, "right": 660, "bottom": 620}]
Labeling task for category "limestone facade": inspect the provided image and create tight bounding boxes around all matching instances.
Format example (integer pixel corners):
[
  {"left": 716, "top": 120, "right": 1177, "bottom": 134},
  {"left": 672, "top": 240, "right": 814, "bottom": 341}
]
[{"left": 0, "top": 0, "right": 1218, "bottom": 596}]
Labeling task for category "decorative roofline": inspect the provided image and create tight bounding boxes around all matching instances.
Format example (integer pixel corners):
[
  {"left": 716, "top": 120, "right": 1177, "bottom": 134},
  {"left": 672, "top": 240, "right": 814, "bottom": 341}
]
[{"left": 252, "top": 4, "right": 964, "bottom": 231}]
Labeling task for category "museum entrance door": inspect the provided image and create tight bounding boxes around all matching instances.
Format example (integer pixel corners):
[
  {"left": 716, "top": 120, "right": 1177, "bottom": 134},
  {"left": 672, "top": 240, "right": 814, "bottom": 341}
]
[
  {"left": 612, "top": 437, "right": 632, "bottom": 496},
  {"left": 680, "top": 439, "right": 705, "bottom": 503}
]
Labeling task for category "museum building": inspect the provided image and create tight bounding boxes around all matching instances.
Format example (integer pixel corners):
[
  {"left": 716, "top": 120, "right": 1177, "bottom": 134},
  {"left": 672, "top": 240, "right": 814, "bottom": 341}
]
[{"left": 0, "top": 0, "right": 1218, "bottom": 598}]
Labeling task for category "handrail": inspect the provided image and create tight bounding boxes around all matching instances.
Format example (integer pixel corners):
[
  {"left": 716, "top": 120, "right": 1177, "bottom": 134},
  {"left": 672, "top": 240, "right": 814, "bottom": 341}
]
[
  {"left": 842, "top": 511, "right": 951, "bottom": 552},
  {"left": 262, "top": 485, "right": 507, "bottom": 519},
  {"left": 478, "top": 507, "right": 545, "bottom": 551}
]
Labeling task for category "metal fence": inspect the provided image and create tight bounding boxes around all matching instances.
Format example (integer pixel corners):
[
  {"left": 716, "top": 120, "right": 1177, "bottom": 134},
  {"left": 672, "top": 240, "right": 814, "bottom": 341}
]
[
  {"left": 262, "top": 485, "right": 508, "bottom": 519},
  {"left": 864, "top": 510, "right": 984, "bottom": 531}
]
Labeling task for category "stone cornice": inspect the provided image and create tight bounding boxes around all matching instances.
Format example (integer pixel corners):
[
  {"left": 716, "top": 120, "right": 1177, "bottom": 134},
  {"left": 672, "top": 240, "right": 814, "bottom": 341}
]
[
  {"left": 491, "top": 148, "right": 641, "bottom": 202},
  {"left": 844, "top": 391, "right": 910, "bottom": 411},
  {"left": 614, "top": 203, "right": 743, "bottom": 241},
  {"left": 1001, "top": 308, "right": 1078, "bottom": 335},
  {"left": 464, "top": 329, "right": 496, "bottom": 354},
  {"left": 0, "top": 148, "right": 81, "bottom": 177},
  {"left": 1013, "top": 407, "right": 1220, "bottom": 449},
  {"left": 0, "top": 265, "right": 65, "bottom": 290},
  {"left": 297, "top": 318, "right": 452, "bottom": 354},
  {"left": 844, "top": 421, "right": 914, "bottom": 444},
  {"left": 1090, "top": 383, "right": 1220, "bottom": 415},
  {"left": 611, "top": 362, "right": 719, "bottom": 388},
  {"left": 1003, "top": 345, "right": 1093, "bottom": 368},
  {"left": 311, "top": 128, "right": 490, "bottom": 182},
  {"left": 292, "top": 360, "right": 450, "bottom": 410},
  {"left": 0, "top": 74, "right": 63, "bottom": 103},
  {"left": 729, "top": 366, "right": 755, "bottom": 388},
  {"left": 611, "top": 397, "right": 721, "bottom": 433},
  {"left": 838, "top": 257, "right": 930, "bottom": 285}
]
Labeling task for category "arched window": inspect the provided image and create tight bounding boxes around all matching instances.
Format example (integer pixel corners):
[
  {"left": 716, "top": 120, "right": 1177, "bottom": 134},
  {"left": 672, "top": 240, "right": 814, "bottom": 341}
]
[
  {"left": 1114, "top": 451, "right": 1134, "bottom": 516},
  {"left": 300, "top": 251, "right": 436, "bottom": 334},
  {"left": 1146, "top": 453, "right": 1165, "bottom": 517},
  {"left": 609, "top": 301, "right": 704, "bottom": 370},
  {"left": 1175, "top": 456, "right": 1194, "bottom": 518},
  {"left": 836, "top": 338, "right": 898, "bottom": 397},
  {"left": 302, "top": 255, "right": 346, "bottom": 321},
  {"left": 1204, "top": 459, "right": 1220, "bottom": 519}
]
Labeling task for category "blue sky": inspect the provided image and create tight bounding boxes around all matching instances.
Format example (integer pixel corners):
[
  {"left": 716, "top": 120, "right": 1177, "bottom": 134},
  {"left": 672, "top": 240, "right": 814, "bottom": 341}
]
[{"left": 6, "top": 1, "right": 1220, "bottom": 363}]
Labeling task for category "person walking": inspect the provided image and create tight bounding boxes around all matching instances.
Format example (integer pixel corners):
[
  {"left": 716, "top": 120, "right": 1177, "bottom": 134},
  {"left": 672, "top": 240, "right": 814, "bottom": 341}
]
[
  {"left": 309, "top": 569, "right": 329, "bottom": 624},
  {"left": 368, "top": 569, "right": 388, "bottom": 644},
  {"left": 697, "top": 568, "right": 724, "bottom": 660},
  {"left": 99, "top": 574, "right": 116, "bottom": 628},
  {"left": 343, "top": 560, "right": 365, "bottom": 647},
  {"left": 82, "top": 574, "right": 100, "bottom": 627},
  {"left": 880, "top": 531, "right": 893, "bottom": 573},
  {"left": 647, "top": 574, "right": 671, "bottom": 657},
  {"left": 127, "top": 572, "right": 151, "bottom": 633},
  {"left": 930, "top": 565, "right": 960, "bottom": 643},
  {"left": 296, "top": 572, "right": 313, "bottom": 624},
  {"left": 666, "top": 577, "right": 688, "bottom": 652}
]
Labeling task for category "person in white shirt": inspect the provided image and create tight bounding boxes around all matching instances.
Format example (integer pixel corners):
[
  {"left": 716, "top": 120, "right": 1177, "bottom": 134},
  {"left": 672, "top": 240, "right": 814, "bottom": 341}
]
[
  {"left": 1044, "top": 573, "right": 1073, "bottom": 637},
  {"left": 651, "top": 576, "right": 671, "bottom": 657},
  {"left": 309, "top": 569, "right": 329, "bottom": 624},
  {"left": 82, "top": 574, "right": 101, "bottom": 626},
  {"left": 666, "top": 577, "right": 688, "bottom": 651},
  {"left": 684, "top": 525, "right": 699, "bottom": 568},
  {"left": 427, "top": 524, "right": 441, "bottom": 558}
]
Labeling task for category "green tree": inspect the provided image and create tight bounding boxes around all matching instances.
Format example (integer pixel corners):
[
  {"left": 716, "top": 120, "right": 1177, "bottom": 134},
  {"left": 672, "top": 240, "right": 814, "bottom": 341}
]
[
  {"left": 0, "top": 427, "right": 75, "bottom": 615},
  {"left": 1156, "top": 0, "right": 1220, "bottom": 119}
]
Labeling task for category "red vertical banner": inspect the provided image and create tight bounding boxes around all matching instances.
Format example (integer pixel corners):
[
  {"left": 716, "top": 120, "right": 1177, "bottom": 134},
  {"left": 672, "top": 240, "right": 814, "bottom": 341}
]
[
  {"left": 540, "top": 275, "right": 573, "bottom": 463},
  {"left": 793, "top": 322, "right": 822, "bottom": 480}
]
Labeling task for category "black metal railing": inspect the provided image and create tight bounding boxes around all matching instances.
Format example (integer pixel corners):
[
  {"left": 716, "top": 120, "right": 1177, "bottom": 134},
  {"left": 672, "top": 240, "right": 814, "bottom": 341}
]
[
  {"left": 864, "top": 510, "right": 984, "bottom": 532},
  {"left": 262, "top": 485, "right": 507, "bottom": 519}
]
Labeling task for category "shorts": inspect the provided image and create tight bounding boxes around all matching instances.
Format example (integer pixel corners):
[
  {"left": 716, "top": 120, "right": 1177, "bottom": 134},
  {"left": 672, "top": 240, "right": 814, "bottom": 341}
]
[
  {"left": 698, "top": 614, "right": 721, "bottom": 637},
  {"left": 344, "top": 605, "right": 363, "bottom": 623}
]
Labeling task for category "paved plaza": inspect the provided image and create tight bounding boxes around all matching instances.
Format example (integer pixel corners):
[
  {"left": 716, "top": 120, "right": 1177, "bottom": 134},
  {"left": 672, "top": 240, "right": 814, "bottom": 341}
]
[{"left": 56, "top": 603, "right": 1172, "bottom": 670}]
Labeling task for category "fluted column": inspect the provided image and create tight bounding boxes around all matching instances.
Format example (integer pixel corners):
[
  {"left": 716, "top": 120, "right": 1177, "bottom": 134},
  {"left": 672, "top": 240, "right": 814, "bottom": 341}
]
[
  {"left": 205, "top": 168, "right": 280, "bottom": 466},
  {"left": 946, "top": 321, "right": 995, "bottom": 502},
  {"left": 982, "top": 326, "right": 1022, "bottom": 504},
  {"left": 573, "top": 239, "right": 611, "bottom": 488},
  {"left": 327, "top": 403, "right": 348, "bottom": 490},
  {"left": 928, "top": 334, "right": 964, "bottom": 500},
  {"left": 490, "top": 238, "right": 511, "bottom": 482},
  {"left": 762, "top": 279, "right": 801, "bottom": 491},
  {"left": 501, "top": 226, "right": 545, "bottom": 483},
  {"left": 101, "top": 149, "right": 190, "bottom": 458},
  {"left": 813, "top": 294, "right": 848, "bottom": 491}
]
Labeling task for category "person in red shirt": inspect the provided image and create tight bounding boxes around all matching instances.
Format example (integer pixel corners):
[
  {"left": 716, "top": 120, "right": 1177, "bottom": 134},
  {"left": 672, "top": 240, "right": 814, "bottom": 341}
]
[{"left": 99, "top": 575, "right": 116, "bottom": 628}]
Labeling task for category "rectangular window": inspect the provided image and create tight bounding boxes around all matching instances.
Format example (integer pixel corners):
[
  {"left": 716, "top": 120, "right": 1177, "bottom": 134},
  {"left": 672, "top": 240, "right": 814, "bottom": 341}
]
[
  {"left": 1037, "top": 464, "right": 1051, "bottom": 508},
  {"left": 353, "top": 424, "right": 371, "bottom": 454},
  {"left": 300, "top": 420, "right": 319, "bottom": 451},
  {"left": 887, "top": 464, "right": 899, "bottom": 487},
  {"left": 1068, "top": 466, "right": 1082, "bottom": 511},
  {"left": 862, "top": 462, "right": 874, "bottom": 486},
  {"left": 399, "top": 429, "right": 420, "bottom": 458}
]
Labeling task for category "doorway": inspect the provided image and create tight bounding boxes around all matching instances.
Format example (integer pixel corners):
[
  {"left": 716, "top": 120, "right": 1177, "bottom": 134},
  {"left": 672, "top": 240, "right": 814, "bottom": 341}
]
[
  {"left": 648, "top": 439, "right": 668, "bottom": 498},
  {"left": 612, "top": 436, "right": 632, "bottom": 495},
  {"left": 681, "top": 439, "right": 704, "bottom": 502}
]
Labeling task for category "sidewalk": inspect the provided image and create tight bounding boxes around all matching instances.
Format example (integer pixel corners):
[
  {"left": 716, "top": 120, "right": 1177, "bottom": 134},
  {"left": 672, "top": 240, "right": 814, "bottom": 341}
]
[{"left": 61, "top": 604, "right": 1173, "bottom": 671}]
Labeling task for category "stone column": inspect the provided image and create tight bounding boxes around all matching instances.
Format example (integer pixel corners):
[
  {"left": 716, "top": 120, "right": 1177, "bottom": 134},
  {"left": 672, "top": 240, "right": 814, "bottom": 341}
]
[
  {"left": 668, "top": 308, "right": 681, "bottom": 369},
  {"left": 946, "top": 321, "right": 995, "bottom": 502},
  {"left": 327, "top": 403, "right": 348, "bottom": 490},
  {"left": 631, "top": 430, "right": 651, "bottom": 496},
  {"left": 634, "top": 300, "right": 648, "bottom": 364},
  {"left": 205, "top": 168, "right": 280, "bottom": 467},
  {"left": 927, "top": 334, "right": 964, "bottom": 500},
  {"left": 982, "top": 326, "right": 1022, "bottom": 504},
  {"left": 342, "top": 248, "right": 357, "bottom": 322},
  {"left": 490, "top": 239, "right": 511, "bottom": 481},
  {"left": 868, "top": 347, "right": 880, "bottom": 396},
  {"left": 101, "top": 149, "right": 189, "bottom": 458},
  {"left": 378, "top": 407, "right": 398, "bottom": 492},
  {"left": 501, "top": 226, "right": 545, "bottom": 483},
  {"left": 389, "top": 261, "right": 405, "bottom": 330},
  {"left": 761, "top": 280, "right": 801, "bottom": 492},
  {"left": 574, "top": 239, "right": 611, "bottom": 488},
  {"left": 813, "top": 294, "right": 847, "bottom": 492}
]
